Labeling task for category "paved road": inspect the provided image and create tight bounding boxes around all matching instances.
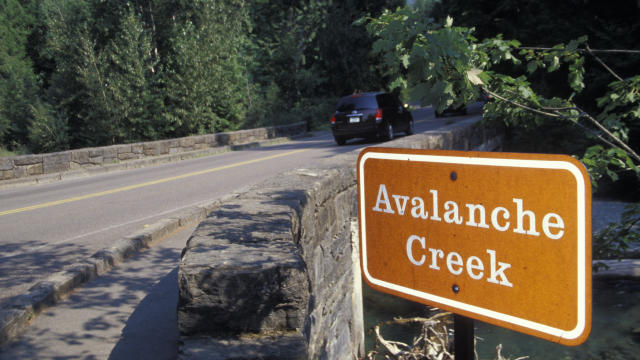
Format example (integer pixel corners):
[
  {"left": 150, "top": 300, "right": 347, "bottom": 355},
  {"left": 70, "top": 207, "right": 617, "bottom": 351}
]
[
  {"left": 0, "top": 104, "right": 483, "bottom": 358},
  {"left": 0, "top": 105, "right": 479, "bottom": 304}
]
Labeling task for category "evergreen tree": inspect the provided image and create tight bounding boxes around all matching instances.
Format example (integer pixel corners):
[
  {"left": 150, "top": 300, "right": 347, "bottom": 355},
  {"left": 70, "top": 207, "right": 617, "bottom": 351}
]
[
  {"left": 0, "top": 0, "right": 42, "bottom": 150},
  {"left": 98, "top": 5, "right": 159, "bottom": 143},
  {"left": 40, "top": 0, "right": 99, "bottom": 147},
  {"left": 313, "top": 0, "right": 405, "bottom": 97},
  {"left": 161, "top": 0, "right": 249, "bottom": 135},
  {"left": 41, "top": 0, "right": 158, "bottom": 147}
]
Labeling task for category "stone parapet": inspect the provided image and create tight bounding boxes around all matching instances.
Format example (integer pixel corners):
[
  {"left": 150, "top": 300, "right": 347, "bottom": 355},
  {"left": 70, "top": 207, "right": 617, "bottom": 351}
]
[
  {"left": 177, "top": 119, "right": 504, "bottom": 359},
  {"left": 0, "top": 122, "right": 307, "bottom": 185}
]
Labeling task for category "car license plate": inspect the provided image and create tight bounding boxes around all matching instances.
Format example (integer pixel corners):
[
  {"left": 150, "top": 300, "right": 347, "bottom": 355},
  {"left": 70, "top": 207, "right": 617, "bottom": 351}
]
[{"left": 349, "top": 117, "right": 360, "bottom": 123}]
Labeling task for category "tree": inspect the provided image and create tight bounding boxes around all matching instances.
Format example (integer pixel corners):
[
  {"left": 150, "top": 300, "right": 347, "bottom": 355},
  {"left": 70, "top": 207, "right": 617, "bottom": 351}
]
[
  {"left": 161, "top": 0, "right": 250, "bottom": 136},
  {"left": 245, "top": 0, "right": 404, "bottom": 128},
  {"left": 313, "top": 0, "right": 405, "bottom": 97},
  {"left": 40, "top": 0, "right": 161, "bottom": 147},
  {"left": 40, "top": 0, "right": 102, "bottom": 148},
  {"left": 2, "top": 0, "right": 408, "bottom": 152},
  {"left": 98, "top": 5, "right": 159, "bottom": 143},
  {"left": 0, "top": 0, "right": 42, "bottom": 150}
]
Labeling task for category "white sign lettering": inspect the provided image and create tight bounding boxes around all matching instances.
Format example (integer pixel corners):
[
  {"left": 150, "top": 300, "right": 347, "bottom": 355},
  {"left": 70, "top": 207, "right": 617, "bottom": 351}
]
[
  {"left": 406, "top": 234, "right": 513, "bottom": 287},
  {"left": 373, "top": 184, "right": 564, "bottom": 240}
]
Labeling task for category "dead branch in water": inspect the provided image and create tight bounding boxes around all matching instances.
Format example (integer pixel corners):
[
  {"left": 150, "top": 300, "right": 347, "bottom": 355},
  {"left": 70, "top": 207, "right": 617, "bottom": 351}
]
[{"left": 365, "top": 312, "right": 529, "bottom": 360}]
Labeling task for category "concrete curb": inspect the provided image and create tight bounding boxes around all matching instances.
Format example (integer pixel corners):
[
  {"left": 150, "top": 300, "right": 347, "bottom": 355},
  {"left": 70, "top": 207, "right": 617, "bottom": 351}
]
[{"left": 0, "top": 135, "right": 308, "bottom": 189}]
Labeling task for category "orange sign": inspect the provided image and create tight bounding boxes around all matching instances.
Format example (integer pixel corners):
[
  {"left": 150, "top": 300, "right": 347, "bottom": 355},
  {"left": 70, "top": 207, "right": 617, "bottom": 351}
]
[{"left": 358, "top": 148, "right": 592, "bottom": 346}]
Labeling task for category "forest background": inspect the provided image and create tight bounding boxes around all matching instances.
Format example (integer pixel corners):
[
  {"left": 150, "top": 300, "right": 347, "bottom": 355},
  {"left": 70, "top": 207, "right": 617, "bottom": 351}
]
[
  {"left": 1, "top": 0, "right": 639, "bottom": 190},
  {"left": 0, "top": 0, "right": 410, "bottom": 154}
]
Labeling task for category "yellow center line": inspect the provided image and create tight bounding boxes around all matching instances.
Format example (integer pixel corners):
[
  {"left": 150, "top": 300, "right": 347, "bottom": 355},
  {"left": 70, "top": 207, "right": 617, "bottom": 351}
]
[{"left": 0, "top": 148, "right": 308, "bottom": 217}]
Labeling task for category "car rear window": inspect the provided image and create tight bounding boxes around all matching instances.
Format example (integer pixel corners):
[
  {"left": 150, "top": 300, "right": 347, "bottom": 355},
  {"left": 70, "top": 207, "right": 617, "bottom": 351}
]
[
  {"left": 376, "top": 93, "right": 398, "bottom": 108},
  {"left": 336, "top": 95, "right": 378, "bottom": 112}
]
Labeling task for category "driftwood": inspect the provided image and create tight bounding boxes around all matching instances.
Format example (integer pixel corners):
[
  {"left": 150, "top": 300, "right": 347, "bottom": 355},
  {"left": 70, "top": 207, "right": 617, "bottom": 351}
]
[{"left": 365, "top": 312, "right": 529, "bottom": 360}]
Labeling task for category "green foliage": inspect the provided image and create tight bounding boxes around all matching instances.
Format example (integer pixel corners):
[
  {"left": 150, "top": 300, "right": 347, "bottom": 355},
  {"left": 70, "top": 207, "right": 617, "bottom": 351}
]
[
  {"left": 27, "top": 100, "right": 69, "bottom": 153},
  {"left": 366, "top": 5, "right": 640, "bottom": 190},
  {"left": 162, "top": 0, "right": 249, "bottom": 136},
  {"left": 0, "top": 0, "right": 41, "bottom": 149},
  {"left": 367, "top": 10, "right": 483, "bottom": 113},
  {"left": 1, "top": 0, "right": 404, "bottom": 153},
  {"left": 102, "top": 7, "right": 160, "bottom": 142},
  {"left": 246, "top": 0, "right": 402, "bottom": 126}
]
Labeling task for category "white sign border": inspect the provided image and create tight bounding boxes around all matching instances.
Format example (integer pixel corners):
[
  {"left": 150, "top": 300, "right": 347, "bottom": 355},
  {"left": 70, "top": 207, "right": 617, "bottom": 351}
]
[{"left": 358, "top": 150, "right": 588, "bottom": 341}]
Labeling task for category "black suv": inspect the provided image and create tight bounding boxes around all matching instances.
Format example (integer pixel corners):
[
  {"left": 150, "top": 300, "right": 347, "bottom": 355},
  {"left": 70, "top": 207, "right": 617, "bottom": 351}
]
[{"left": 330, "top": 92, "right": 414, "bottom": 145}]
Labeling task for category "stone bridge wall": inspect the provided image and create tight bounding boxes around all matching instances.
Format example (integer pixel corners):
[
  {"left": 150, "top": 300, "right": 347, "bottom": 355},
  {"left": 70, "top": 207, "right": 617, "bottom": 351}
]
[
  {"left": 177, "top": 119, "right": 504, "bottom": 360},
  {"left": 0, "top": 122, "right": 307, "bottom": 184}
]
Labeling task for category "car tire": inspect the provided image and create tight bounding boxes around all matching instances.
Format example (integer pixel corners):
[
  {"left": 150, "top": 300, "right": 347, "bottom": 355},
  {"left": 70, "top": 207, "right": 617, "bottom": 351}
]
[
  {"left": 334, "top": 136, "right": 346, "bottom": 145},
  {"left": 382, "top": 122, "right": 394, "bottom": 141},
  {"left": 405, "top": 119, "right": 414, "bottom": 135}
]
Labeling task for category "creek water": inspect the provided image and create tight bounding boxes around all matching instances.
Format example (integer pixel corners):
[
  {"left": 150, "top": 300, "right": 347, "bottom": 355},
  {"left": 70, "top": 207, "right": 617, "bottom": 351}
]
[{"left": 363, "top": 280, "right": 640, "bottom": 360}]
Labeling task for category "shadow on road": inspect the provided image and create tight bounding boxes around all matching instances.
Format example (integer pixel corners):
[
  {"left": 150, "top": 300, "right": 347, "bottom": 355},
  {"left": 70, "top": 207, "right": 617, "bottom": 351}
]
[
  {"left": 0, "top": 240, "right": 94, "bottom": 305},
  {"left": 108, "top": 267, "right": 179, "bottom": 360},
  {"left": 0, "top": 240, "right": 183, "bottom": 360}
]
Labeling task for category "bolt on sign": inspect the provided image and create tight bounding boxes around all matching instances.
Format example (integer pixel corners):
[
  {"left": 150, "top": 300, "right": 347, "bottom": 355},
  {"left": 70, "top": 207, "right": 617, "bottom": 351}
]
[{"left": 357, "top": 148, "right": 592, "bottom": 346}]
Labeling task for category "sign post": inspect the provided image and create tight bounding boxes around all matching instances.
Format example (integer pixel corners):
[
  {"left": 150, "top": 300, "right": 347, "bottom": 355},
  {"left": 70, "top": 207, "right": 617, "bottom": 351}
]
[
  {"left": 357, "top": 148, "right": 592, "bottom": 351},
  {"left": 454, "top": 314, "right": 474, "bottom": 360}
]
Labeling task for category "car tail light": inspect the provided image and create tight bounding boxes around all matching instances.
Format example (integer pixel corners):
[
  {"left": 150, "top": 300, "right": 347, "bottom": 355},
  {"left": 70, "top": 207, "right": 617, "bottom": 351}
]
[
  {"left": 330, "top": 114, "right": 336, "bottom": 124},
  {"left": 375, "top": 108, "right": 383, "bottom": 121}
]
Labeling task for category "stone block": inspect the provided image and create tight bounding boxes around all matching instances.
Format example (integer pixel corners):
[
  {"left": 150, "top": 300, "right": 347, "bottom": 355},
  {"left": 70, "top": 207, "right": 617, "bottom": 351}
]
[
  {"left": 117, "top": 152, "right": 136, "bottom": 161},
  {"left": 320, "top": 305, "right": 353, "bottom": 360},
  {"left": 143, "top": 142, "right": 161, "bottom": 156},
  {"left": 102, "top": 147, "right": 118, "bottom": 162},
  {"left": 131, "top": 144, "right": 143, "bottom": 154},
  {"left": 178, "top": 259, "right": 308, "bottom": 336},
  {"left": 202, "top": 134, "right": 217, "bottom": 147},
  {"left": 179, "top": 137, "right": 195, "bottom": 148},
  {"left": 2, "top": 170, "right": 14, "bottom": 180},
  {"left": 71, "top": 150, "right": 90, "bottom": 165},
  {"left": 42, "top": 152, "right": 71, "bottom": 174},
  {"left": 89, "top": 156, "right": 104, "bottom": 165},
  {"left": 27, "top": 163, "right": 43, "bottom": 176},
  {"left": 191, "top": 135, "right": 206, "bottom": 145},
  {"left": 171, "top": 207, "right": 207, "bottom": 227},
  {"left": 13, "top": 155, "right": 42, "bottom": 166},
  {"left": 114, "top": 144, "right": 132, "bottom": 155},
  {"left": 158, "top": 141, "right": 170, "bottom": 154},
  {"left": 13, "top": 166, "right": 27, "bottom": 178},
  {"left": 178, "top": 200, "right": 309, "bottom": 336},
  {"left": 0, "top": 157, "right": 13, "bottom": 171}
]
